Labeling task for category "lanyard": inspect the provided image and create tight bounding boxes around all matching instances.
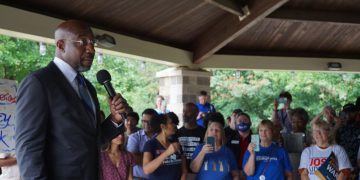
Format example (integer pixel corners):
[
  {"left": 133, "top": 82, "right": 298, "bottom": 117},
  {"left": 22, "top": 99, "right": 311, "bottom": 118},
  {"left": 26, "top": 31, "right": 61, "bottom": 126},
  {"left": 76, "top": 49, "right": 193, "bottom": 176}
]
[{"left": 261, "top": 147, "right": 275, "bottom": 177}]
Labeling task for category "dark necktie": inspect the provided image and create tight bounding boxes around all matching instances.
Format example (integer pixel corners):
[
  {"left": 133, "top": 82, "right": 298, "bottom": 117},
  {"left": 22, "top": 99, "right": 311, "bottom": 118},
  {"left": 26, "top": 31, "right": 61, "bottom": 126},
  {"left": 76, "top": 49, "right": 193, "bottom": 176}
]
[{"left": 76, "top": 73, "right": 94, "bottom": 116}]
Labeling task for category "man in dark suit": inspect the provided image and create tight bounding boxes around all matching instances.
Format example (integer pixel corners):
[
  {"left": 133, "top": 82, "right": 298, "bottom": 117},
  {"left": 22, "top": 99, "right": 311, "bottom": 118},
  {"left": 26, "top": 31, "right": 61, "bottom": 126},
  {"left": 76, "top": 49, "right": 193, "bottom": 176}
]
[{"left": 15, "top": 20, "right": 127, "bottom": 179}]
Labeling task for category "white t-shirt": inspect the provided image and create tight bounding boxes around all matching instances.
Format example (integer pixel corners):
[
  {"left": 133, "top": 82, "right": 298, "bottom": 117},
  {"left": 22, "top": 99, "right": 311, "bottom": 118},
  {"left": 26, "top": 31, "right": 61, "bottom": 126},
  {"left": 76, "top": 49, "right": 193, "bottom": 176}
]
[
  {"left": 0, "top": 153, "right": 20, "bottom": 180},
  {"left": 299, "top": 144, "right": 352, "bottom": 180}
]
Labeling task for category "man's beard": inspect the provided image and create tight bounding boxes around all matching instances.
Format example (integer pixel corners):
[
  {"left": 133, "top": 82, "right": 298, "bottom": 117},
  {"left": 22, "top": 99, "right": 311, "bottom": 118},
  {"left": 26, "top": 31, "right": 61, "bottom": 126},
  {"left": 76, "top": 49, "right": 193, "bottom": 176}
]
[{"left": 75, "top": 64, "right": 90, "bottom": 72}]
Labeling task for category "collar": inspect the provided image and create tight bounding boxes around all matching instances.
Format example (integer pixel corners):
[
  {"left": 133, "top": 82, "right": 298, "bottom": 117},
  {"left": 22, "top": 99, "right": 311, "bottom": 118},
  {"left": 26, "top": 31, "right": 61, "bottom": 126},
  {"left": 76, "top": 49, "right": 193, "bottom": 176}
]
[
  {"left": 53, "top": 57, "right": 78, "bottom": 83},
  {"left": 140, "top": 129, "right": 157, "bottom": 138}
]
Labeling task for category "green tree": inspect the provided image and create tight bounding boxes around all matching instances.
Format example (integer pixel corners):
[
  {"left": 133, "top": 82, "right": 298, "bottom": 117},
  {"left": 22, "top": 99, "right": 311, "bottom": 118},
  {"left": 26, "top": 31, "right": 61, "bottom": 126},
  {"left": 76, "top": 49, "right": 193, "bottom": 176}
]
[
  {"left": 2, "top": 34, "right": 360, "bottom": 128},
  {"left": 84, "top": 55, "right": 167, "bottom": 115},
  {"left": 211, "top": 70, "right": 360, "bottom": 127},
  {"left": 0, "top": 34, "right": 168, "bottom": 117}
]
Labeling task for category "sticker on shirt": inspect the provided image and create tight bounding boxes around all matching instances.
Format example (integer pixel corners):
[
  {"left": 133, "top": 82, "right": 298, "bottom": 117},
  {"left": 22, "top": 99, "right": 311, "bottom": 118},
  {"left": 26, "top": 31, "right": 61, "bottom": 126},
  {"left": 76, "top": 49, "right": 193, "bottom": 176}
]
[
  {"left": 156, "top": 150, "right": 182, "bottom": 165},
  {"left": 231, "top": 140, "right": 239, "bottom": 144},
  {"left": 203, "top": 159, "right": 230, "bottom": 172}
]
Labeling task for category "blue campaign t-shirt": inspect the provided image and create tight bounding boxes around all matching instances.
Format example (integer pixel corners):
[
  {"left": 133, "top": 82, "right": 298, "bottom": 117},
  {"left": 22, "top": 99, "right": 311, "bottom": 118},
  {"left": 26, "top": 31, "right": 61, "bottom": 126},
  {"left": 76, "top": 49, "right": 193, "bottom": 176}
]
[
  {"left": 196, "top": 102, "right": 216, "bottom": 127},
  {"left": 242, "top": 143, "right": 293, "bottom": 180},
  {"left": 191, "top": 144, "right": 238, "bottom": 180},
  {"left": 143, "top": 138, "right": 182, "bottom": 180}
]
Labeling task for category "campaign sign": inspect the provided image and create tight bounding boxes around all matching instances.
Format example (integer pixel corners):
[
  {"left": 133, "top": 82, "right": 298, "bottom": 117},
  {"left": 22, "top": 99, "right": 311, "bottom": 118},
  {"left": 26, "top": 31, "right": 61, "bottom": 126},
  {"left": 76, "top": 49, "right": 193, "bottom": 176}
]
[
  {"left": 0, "top": 79, "right": 17, "bottom": 153},
  {"left": 315, "top": 152, "right": 338, "bottom": 180}
]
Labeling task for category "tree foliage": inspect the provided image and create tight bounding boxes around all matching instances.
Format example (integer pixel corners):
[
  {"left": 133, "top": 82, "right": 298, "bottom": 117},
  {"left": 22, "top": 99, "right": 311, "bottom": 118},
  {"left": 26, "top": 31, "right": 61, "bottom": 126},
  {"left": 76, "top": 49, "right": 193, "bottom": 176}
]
[
  {"left": 211, "top": 70, "right": 360, "bottom": 126},
  {"left": 0, "top": 34, "right": 167, "bottom": 116},
  {"left": 0, "top": 35, "right": 54, "bottom": 81},
  {"left": 84, "top": 55, "right": 167, "bottom": 115},
  {"left": 1, "top": 35, "right": 360, "bottom": 125}
]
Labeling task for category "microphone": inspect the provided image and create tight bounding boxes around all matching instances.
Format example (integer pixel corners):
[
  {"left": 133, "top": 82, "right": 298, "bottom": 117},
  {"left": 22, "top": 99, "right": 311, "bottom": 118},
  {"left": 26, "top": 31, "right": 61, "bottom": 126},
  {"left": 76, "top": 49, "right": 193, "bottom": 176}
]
[
  {"left": 96, "top": 69, "right": 116, "bottom": 98},
  {"left": 96, "top": 69, "right": 127, "bottom": 121}
]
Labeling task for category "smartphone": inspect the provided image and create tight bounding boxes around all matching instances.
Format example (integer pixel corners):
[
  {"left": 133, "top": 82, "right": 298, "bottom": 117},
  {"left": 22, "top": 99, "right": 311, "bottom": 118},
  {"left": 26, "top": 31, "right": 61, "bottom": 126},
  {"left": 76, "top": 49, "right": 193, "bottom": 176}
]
[
  {"left": 207, "top": 136, "right": 215, "bottom": 150},
  {"left": 251, "top": 134, "right": 260, "bottom": 152},
  {"left": 277, "top": 97, "right": 287, "bottom": 104},
  {"left": 277, "top": 97, "right": 287, "bottom": 110}
]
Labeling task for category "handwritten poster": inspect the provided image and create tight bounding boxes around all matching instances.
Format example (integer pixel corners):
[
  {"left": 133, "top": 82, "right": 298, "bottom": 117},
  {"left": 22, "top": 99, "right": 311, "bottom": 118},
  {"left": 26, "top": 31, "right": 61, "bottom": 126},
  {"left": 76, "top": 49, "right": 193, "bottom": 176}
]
[{"left": 0, "top": 79, "right": 17, "bottom": 153}]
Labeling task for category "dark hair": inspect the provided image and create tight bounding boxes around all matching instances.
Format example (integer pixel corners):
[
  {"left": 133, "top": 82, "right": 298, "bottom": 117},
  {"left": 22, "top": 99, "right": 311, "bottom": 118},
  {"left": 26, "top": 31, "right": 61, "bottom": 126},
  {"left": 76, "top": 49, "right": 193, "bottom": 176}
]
[
  {"left": 185, "top": 102, "right": 199, "bottom": 115},
  {"left": 142, "top": 108, "right": 158, "bottom": 117},
  {"left": 100, "top": 110, "right": 106, "bottom": 122},
  {"left": 203, "top": 112, "right": 225, "bottom": 129},
  {"left": 356, "top": 97, "right": 360, "bottom": 110},
  {"left": 127, "top": 112, "right": 140, "bottom": 124},
  {"left": 279, "top": 91, "right": 292, "bottom": 102},
  {"left": 237, "top": 112, "right": 251, "bottom": 121},
  {"left": 232, "top": 108, "right": 243, "bottom": 114},
  {"left": 291, "top": 107, "right": 309, "bottom": 124},
  {"left": 343, "top": 103, "right": 357, "bottom": 113},
  {"left": 199, "top": 90, "right": 208, "bottom": 96},
  {"left": 166, "top": 112, "right": 179, "bottom": 125},
  {"left": 150, "top": 114, "right": 166, "bottom": 134}
]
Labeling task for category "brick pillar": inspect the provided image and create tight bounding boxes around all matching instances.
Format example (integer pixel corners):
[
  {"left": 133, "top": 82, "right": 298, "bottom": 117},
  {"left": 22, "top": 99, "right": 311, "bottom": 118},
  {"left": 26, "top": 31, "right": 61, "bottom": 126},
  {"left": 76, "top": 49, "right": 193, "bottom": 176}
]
[{"left": 156, "top": 67, "right": 211, "bottom": 127}]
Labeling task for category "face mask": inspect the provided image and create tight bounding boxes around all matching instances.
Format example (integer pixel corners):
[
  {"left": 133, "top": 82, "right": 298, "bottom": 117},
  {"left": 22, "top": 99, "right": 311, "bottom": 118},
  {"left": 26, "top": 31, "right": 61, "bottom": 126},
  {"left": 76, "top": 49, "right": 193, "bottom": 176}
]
[{"left": 236, "top": 122, "right": 251, "bottom": 132}]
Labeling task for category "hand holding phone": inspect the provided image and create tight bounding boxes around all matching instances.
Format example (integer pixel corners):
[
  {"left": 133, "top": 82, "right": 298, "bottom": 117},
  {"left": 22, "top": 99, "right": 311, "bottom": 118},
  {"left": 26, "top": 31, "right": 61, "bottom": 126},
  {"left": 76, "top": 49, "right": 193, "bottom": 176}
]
[
  {"left": 207, "top": 136, "right": 215, "bottom": 152},
  {"left": 277, "top": 97, "right": 287, "bottom": 110},
  {"left": 251, "top": 134, "right": 260, "bottom": 152}
]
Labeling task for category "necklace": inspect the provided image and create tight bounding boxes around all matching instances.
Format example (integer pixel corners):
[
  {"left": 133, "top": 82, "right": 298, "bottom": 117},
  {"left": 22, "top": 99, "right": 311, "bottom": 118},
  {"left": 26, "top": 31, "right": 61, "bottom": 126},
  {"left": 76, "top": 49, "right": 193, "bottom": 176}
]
[{"left": 259, "top": 146, "right": 274, "bottom": 180}]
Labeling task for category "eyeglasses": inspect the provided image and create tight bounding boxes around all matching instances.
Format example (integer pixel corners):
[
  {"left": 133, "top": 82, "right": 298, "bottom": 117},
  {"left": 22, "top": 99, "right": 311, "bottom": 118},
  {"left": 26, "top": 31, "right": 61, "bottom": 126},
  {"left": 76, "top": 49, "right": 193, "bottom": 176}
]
[{"left": 62, "top": 39, "right": 97, "bottom": 47}]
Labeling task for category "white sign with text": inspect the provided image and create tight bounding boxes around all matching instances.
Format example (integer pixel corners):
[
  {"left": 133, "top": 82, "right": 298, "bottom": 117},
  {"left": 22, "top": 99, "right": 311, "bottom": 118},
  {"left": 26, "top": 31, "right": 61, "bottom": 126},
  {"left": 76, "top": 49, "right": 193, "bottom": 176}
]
[{"left": 0, "top": 79, "right": 17, "bottom": 153}]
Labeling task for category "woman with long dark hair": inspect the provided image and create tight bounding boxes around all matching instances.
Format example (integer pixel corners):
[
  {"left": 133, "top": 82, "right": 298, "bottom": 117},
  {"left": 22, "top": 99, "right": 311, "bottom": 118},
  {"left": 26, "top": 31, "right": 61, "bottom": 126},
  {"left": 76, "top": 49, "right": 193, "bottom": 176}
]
[
  {"left": 100, "top": 129, "right": 135, "bottom": 180},
  {"left": 143, "top": 113, "right": 187, "bottom": 180}
]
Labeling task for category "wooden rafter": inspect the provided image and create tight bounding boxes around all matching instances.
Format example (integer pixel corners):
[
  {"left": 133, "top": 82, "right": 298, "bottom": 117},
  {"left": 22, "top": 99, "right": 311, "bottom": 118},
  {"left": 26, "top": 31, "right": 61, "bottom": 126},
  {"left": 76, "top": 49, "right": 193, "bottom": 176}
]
[
  {"left": 192, "top": 0, "right": 288, "bottom": 64},
  {"left": 207, "top": 0, "right": 247, "bottom": 16},
  {"left": 268, "top": 8, "right": 360, "bottom": 25}
]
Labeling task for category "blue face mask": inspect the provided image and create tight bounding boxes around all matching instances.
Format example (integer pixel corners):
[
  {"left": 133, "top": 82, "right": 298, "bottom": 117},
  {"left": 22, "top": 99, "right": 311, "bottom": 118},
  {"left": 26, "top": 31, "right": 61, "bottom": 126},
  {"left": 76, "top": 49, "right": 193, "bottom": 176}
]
[{"left": 236, "top": 122, "right": 251, "bottom": 132}]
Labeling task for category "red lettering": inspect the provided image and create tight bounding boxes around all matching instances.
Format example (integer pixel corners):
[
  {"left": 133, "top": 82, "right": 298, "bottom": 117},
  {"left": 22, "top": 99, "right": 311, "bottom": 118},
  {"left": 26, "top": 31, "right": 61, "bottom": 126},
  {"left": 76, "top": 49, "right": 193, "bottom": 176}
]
[
  {"left": 310, "top": 158, "right": 327, "bottom": 167},
  {"left": 0, "top": 93, "right": 16, "bottom": 104},
  {"left": 314, "top": 159, "right": 320, "bottom": 166}
]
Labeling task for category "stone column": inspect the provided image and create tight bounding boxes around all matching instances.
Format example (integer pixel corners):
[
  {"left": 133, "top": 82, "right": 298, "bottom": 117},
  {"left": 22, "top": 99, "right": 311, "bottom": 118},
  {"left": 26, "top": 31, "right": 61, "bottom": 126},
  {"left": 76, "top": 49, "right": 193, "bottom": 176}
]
[{"left": 156, "top": 67, "right": 211, "bottom": 127}]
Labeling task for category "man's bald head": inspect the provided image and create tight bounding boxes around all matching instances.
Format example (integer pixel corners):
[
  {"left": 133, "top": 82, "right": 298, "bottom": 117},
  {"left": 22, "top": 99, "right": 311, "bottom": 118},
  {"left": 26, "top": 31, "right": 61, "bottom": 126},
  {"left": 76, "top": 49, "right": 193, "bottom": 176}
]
[
  {"left": 54, "top": 20, "right": 95, "bottom": 72},
  {"left": 55, "top": 20, "right": 93, "bottom": 41}
]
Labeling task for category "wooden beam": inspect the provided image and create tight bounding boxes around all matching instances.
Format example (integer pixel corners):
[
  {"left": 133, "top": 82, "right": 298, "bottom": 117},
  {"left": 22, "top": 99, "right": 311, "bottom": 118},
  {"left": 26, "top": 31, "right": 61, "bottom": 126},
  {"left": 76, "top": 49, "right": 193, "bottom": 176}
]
[
  {"left": 268, "top": 8, "right": 360, "bottom": 25},
  {"left": 193, "top": 0, "right": 288, "bottom": 64},
  {"left": 200, "top": 54, "right": 360, "bottom": 73},
  {"left": 207, "top": 0, "right": 247, "bottom": 16}
]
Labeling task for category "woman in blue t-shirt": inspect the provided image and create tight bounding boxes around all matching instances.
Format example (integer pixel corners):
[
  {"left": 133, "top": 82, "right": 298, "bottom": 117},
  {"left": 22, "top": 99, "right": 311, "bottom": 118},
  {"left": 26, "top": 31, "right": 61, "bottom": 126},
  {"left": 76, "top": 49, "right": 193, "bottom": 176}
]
[
  {"left": 243, "top": 119, "right": 293, "bottom": 180},
  {"left": 143, "top": 113, "right": 187, "bottom": 180},
  {"left": 191, "top": 112, "right": 240, "bottom": 180}
]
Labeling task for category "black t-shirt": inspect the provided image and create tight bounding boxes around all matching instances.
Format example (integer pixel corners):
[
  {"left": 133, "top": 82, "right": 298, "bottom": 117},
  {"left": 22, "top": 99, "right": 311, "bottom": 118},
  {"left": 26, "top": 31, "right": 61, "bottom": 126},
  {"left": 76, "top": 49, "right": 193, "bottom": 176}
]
[
  {"left": 143, "top": 138, "right": 182, "bottom": 180},
  {"left": 177, "top": 126, "right": 206, "bottom": 172},
  {"left": 225, "top": 129, "right": 251, "bottom": 170}
]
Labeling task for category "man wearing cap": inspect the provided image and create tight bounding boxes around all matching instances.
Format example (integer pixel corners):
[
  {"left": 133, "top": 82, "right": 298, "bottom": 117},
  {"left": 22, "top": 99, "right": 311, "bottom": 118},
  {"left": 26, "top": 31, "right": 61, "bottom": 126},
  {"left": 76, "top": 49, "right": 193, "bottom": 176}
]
[{"left": 336, "top": 103, "right": 360, "bottom": 177}]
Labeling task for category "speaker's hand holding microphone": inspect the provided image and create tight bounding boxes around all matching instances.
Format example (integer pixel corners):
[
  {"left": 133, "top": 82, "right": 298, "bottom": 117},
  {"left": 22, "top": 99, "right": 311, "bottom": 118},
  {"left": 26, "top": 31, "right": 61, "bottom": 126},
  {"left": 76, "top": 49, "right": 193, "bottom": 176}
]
[{"left": 96, "top": 69, "right": 128, "bottom": 124}]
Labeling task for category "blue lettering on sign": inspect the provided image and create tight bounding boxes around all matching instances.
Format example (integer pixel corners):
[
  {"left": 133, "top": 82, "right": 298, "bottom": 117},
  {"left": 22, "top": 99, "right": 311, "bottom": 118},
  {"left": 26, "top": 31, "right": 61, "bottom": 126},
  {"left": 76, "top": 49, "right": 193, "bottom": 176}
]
[
  {"left": 0, "top": 113, "right": 10, "bottom": 129},
  {"left": 0, "top": 130, "right": 9, "bottom": 148}
]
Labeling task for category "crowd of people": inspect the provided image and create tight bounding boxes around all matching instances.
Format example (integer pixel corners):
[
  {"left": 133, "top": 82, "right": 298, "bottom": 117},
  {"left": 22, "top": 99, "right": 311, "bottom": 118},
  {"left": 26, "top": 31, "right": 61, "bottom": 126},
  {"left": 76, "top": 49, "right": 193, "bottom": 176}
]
[
  {"left": 2, "top": 19, "right": 360, "bottom": 180},
  {"left": 96, "top": 90, "right": 359, "bottom": 180}
]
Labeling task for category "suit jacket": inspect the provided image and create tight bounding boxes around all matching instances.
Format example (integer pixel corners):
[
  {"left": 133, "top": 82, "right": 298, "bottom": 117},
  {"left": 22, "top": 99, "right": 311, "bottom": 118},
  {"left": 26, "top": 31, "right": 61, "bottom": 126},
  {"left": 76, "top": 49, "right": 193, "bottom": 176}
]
[{"left": 16, "top": 61, "right": 107, "bottom": 180}]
